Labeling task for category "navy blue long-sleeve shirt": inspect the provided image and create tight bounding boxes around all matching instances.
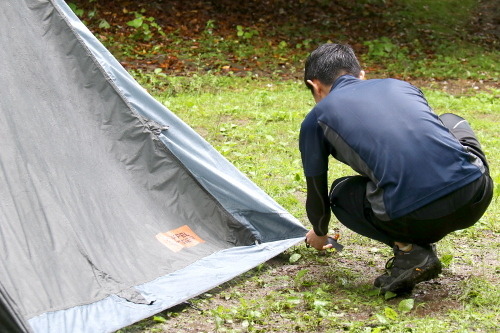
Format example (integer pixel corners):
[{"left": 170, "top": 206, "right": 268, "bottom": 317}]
[{"left": 300, "top": 75, "right": 484, "bottom": 235}]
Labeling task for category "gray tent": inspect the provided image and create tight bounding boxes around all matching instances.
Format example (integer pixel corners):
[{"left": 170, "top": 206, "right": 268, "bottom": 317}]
[{"left": 0, "top": 1, "right": 306, "bottom": 332}]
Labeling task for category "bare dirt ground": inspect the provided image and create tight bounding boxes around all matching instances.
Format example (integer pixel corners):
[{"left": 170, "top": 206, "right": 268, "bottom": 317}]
[
  {"left": 124, "top": 225, "right": 499, "bottom": 332},
  {"left": 411, "top": 78, "right": 499, "bottom": 95}
]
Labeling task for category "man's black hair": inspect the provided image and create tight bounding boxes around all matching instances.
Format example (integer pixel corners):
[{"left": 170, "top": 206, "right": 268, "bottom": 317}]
[{"left": 304, "top": 43, "right": 362, "bottom": 91}]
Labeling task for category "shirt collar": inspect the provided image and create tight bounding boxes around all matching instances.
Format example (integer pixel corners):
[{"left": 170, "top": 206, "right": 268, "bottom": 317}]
[{"left": 331, "top": 74, "right": 358, "bottom": 91}]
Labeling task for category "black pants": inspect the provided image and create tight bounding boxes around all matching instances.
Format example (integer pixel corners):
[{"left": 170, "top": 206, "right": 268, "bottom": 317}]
[{"left": 329, "top": 113, "right": 494, "bottom": 247}]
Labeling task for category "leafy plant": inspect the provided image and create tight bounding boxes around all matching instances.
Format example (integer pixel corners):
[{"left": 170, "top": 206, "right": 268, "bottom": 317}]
[
  {"left": 398, "top": 298, "right": 415, "bottom": 313},
  {"left": 296, "top": 38, "right": 313, "bottom": 49},
  {"left": 126, "top": 10, "right": 165, "bottom": 41},
  {"left": 67, "top": 2, "right": 109, "bottom": 29},
  {"left": 67, "top": 2, "right": 84, "bottom": 17},
  {"left": 236, "top": 25, "right": 259, "bottom": 40},
  {"left": 293, "top": 269, "right": 309, "bottom": 287},
  {"left": 98, "top": 19, "right": 110, "bottom": 29},
  {"left": 364, "top": 37, "right": 398, "bottom": 58},
  {"left": 204, "top": 19, "right": 216, "bottom": 35},
  {"left": 440, "top": 253, "right": 454, "bottom": 267},
  {"left": 289, "top": 252, "right": 301, "bottom": 264}
]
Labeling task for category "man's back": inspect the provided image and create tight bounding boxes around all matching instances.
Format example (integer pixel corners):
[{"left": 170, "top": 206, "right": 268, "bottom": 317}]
[{"left": 301, "top": 75, "right": 483, "bottom": 220}]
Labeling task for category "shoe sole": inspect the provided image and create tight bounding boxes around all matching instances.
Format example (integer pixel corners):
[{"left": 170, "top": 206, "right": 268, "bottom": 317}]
[
  {"left": 374, "top": 274, "right": 390, "bottom": 288},
  {"left": 380, "top": 256, "right": 442, "bottom": 294}
]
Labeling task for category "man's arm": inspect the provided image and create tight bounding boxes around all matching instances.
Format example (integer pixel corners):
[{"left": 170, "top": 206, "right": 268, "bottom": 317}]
[{"left": 305, "top": 173, "right": 332, "bottom": 250}]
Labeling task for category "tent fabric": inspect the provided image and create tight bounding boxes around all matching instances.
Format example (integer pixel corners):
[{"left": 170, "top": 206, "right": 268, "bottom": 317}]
[
  {"left": 0, "top": 281, "right": 33, "bottom": 333},
  {"left": 0, "top": 0, "right": 307, "bottom": 332}
]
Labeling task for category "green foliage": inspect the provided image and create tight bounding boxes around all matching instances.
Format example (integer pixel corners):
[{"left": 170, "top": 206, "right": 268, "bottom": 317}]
[
  {"left": 293, "top": 269, "right": 309, "bottom": 287},
  {"left": 204, "top": 19, "right": 216, "bottom": 35},
  {"left": 459, "top": 276, "right": 500, "bottom": 308},
  {"left": 398, "top": 299, "right": 415, "bottom": 313},
  {"left": 295, "top": 38, "right": 313, "bottom": 50},
  {"left": 440, "top": 254, "right": 454, "bottom": 267},
  {"left": 68, "top": 2, "right": 109, "bottom": 29},
  {"left": 393, "top": 0, "right": 476, "bottom": 35},
  {"left": 67, "top": 2, "right": 84, "bottom": 17},
  {"left": 152, "top": 315, "right": 167, "bottom": 323},
  {"left": 126, "top": 10, "right": 165, "bottom": 41},
  {"left": 210, "top": 298, "right": 267, "bottom": 331},
  {"left": 98, "top": 19, "right": 110, "bottom": 29},
  {"left": 359, "top": 0, "right": 499, "bottom": 80},
  {"left": 364, "top": 37, "right": 401, "bottom": 58},
  {"left": 236, "top": 25, "right": 259, "bottom": 40},
  {"left": 384, "top": 291, "right": 398, "bottom": 300},
  {"left": 288, "top": 253, "right": 301, "bottom": 264}
]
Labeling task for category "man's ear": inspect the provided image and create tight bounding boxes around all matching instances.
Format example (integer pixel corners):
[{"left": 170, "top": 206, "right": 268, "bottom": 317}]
[
  {"left": 359, "top": 70, "right": 366, "bottom": 80},
  {"left": 306, "top": 79, "right": 320, "bottom": 95},
  {"left": 307, "top": 79, "right": 324, "bottom": 103}
]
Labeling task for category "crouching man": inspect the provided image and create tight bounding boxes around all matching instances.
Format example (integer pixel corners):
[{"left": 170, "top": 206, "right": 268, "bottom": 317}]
[{"left": 301, "top": 43, "right": 493, "bottom": 293}]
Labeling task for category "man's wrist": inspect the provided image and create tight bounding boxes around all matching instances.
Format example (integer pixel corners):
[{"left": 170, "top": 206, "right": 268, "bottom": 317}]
[{"left": 312, "top": 227, "right": 327, "bottom": 237}]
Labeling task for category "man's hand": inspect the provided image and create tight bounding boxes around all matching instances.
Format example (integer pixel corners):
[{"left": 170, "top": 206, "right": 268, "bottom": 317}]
[{"left": 305, "top": 229, "right": 333, "bottom": 251}]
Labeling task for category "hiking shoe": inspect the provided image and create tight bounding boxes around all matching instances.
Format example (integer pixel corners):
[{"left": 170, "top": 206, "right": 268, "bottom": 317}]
[{"left": 374, "top": 244, "right": 442, "bottom": 294}]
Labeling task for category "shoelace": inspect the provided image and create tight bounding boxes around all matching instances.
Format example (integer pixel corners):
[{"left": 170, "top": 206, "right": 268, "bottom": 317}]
[{"left": 385, "top": 256, "right": 395, "bottom": 269}]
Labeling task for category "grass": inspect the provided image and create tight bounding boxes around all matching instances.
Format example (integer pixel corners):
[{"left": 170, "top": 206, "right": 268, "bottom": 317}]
[
  {"left": 117, "top": 72, "right": 500, "bottom": 332},
  {"left": 142, "top": 75, "right": 499, "bottom": 219}
]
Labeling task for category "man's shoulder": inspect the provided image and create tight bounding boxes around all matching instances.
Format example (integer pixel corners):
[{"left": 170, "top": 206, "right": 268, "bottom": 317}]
[
  {"left": 333, "top": 76, "right": 421, "bottom": 100},
  {"left": 336, "top": 75, "right": 412, "bottom": 86},
  {"left": 301, "top": 108, "right": 320, "bottom": 129}
]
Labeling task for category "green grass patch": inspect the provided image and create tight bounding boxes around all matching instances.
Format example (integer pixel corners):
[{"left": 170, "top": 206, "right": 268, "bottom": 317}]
[
  {"left": 117, "top": 69, "right": 500, "bottom": 332},
  {"left": 144, "top": 73, "right": 499, "bottom": 221},
  {"left": 393, "top": 0, "right": 477, "bottom": 35}
]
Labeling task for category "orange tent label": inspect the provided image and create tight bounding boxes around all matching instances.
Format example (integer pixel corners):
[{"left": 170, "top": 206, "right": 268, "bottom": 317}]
[{"left": 155, "top": 225, "right": 205, "bottom": 252}]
